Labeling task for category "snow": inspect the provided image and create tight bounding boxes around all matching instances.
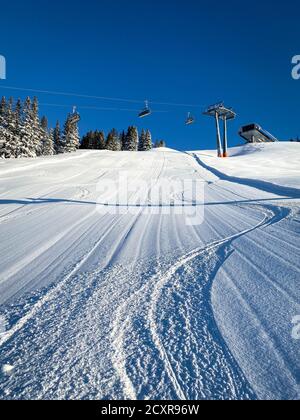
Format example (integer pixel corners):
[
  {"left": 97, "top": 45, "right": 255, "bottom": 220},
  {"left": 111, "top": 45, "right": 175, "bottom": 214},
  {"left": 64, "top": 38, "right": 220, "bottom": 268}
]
[
  {"left": 0, "top": 145, "right": 299, "bottom": 400},
  {"left": 2, "top": 364, "right": 14, "bottom": 375},
  {"left": 192, "top": 142, "right": 300, "bottom": 189}
]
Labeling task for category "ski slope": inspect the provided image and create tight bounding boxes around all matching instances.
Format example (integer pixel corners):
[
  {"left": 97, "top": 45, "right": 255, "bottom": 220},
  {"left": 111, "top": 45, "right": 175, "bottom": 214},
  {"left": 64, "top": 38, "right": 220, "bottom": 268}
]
[
  {"left": 0, "top": 145, "right": 299, "bottom": 400},
  {"left": 192, "top": 142, "right": 300, "bottom": 189}
]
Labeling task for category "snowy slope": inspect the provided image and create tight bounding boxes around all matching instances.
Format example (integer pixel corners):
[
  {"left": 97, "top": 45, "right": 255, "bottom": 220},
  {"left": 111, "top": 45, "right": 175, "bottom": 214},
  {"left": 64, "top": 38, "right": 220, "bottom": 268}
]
[
  {"left": 0, "top": 146, "right": 299, "bottom": 400},
  {"left": 192, "top": 142, "right": 300, "bottom": 189}
]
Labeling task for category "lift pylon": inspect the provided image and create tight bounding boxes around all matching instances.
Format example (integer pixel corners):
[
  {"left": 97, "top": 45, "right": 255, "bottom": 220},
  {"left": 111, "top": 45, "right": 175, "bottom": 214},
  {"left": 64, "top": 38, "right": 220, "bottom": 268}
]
[{"left": 203, "top": 103, "right": 236, "bottom": 157}]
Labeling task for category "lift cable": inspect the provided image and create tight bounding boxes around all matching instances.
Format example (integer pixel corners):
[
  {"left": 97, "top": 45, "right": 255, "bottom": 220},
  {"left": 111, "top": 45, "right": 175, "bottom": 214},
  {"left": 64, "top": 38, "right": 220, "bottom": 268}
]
[
  {"left": 39, "top": 102, "right": 169, "bottom": 113},
  {"left": 0, "top": 84, "right": 200, "bottom": 109}
]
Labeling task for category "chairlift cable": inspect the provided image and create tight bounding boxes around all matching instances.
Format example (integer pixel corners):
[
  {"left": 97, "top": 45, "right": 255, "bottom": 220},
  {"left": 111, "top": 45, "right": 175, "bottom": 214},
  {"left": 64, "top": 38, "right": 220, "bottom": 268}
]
[
  {"left": 0, "top": 84, "right": 200, "bottom": 109},
  {"left": 39, "top": 102, "right": 169, "bottom": 113}
]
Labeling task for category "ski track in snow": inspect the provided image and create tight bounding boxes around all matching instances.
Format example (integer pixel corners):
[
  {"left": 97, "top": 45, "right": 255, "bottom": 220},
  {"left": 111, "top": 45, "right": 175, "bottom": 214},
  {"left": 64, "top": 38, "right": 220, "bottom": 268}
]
[
  {"left": 111, "top": 203, "right": 284, "bottom": 400},
  {"left": 0, "top": 147, "right": 299, "bottom": 400},
  {"left": 147, "top": 206, "right": 271, "bottom": 400}
]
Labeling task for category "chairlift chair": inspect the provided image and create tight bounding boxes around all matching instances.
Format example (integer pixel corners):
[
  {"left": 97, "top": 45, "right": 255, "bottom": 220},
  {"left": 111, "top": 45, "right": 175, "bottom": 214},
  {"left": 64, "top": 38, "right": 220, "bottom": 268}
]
[
  {"left": 69, "top": 105, "right": 80, "bottom": 124},
  {"left": 185, "top": 112, "right": 195, "bottom": 125},
  {"left": 139, "top": 100, "right": 151, "bottom": 118}
]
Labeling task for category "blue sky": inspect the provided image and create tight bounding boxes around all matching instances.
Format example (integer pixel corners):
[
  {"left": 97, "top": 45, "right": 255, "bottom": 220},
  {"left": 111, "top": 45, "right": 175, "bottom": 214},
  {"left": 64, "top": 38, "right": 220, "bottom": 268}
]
[{"left": 0, "top": 0, "right": 299, "bottom": 150}]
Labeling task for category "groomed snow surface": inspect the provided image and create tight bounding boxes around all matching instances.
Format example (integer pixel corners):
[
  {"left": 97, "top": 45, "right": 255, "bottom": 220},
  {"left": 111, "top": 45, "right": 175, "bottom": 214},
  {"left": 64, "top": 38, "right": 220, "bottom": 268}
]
[{"left": 0, "top": 143, "right": 299, "bottom": 400}]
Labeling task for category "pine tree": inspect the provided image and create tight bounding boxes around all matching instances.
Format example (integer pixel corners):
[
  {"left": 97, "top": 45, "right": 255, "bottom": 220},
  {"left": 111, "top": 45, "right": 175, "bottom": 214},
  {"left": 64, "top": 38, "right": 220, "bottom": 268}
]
[
  {"left": 63, "top": 111, "right": 80, "bottom": 153},
  {"left": 120, "top": 130, "right": 126, "bottom": 151},
  {"left": 41, "top": 116, "right": 48, "bottom": 131},
  {"left": 138, "top": 129, "right": 152, "bottom": 151},
  {"left": 154, "top": 140, "right": 166, "bottom": 148},
  {"left": 132, "top": 127, "right": 139, "bottom": 151},
  {"left": 123, "top": 127, "right": 130, "bottom": 151},
  {"left": 18, "top": 97, "right": 44, "bottom": 158},
  {"left": 53, "top": 121, "right": 63, "bottom": 153},
  {"left": 14, "top": 99, "right": 22, "bottom": 156},
  {"left": 0, "top": 96, "right": 73, "bottom": 159},
  {"left": 0, "top": 97, "right": 7, "bottom": 156},
  {"left": 40, "top": 116, "right": 55, "bottom": 156},
  {"left": 0, "top": 97, "right": 6, "bottom": 126},
  {"left": 0, "top": 97, "right": 11, "bottom": 158},
  {"left": 45, "top": 128, "right": 55, "bottom": 156},
  {"left": 80, "top": 132, "right": 89, "bottom": 149},
  {"left": 32, "top": 97, "right": 43, "bottom": 156},
  {"left": 19, "top": 97, "right": 36, "bottom": 157},
  {"left": 0, "top": 126, "right": 11, "bottom": 158},
  {"left": 5, "top": 98, "right": 19, "bottom": 158},
  {"left": 138, "top": 129, "right": 146, "bottom": 151},
  {"left": 95, "top": 131, "right": 106, "bottom": 150},
  {"left": 15, "top": 99, "right": 22, "bottom": 128},
  {"left": 40, "top": 117, "right": 48, "bottom": 152},
  {"left": 144, "top": 130, "right": 153, "bottom": 151},
  {"left": 0, "top": 98, "right": 20, "bottom": 158},
  {"left": 88, "top": 131, "right": 96, "bottom": 149},
  {"left": 124, "top": 126, "right": 138, "bottom": 151},
  {"left": 106, "top": 128, "right": 121, "bottom": 151},
  {"left": 81, "top": 130, "right": 106, "bottom": 150}
]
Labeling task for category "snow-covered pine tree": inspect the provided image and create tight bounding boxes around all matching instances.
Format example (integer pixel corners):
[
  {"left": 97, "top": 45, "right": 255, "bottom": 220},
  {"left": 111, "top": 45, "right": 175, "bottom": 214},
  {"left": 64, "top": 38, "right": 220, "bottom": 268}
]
[
  {"left": 138, "top": 129, "right": 152, "bottom": 151},
  {"left": 63, "top": 111, "right": 80, "bottom": 153},
  {"left": 132, "top": 127, "right": 139, "bottom": 151},
  {"left": 154, "top": 140, "right": 166, "bottom": 148},
  {"left": 144, "top": 130, "right": 153, "bottom": 151},
  {"left": 0, "top": 96, "right": 6, "bottom": 126},
  {"left": 53, "top": 120, "right": 63, "bottom": 153},
  {"left": 19, "top": 97, "right": 37, "bottom": 158},
  {"left": 124, "top": 126, "right": 138, "bottom": 151},
  {"left": 0, "top": 97, "right": 7, "bottom": 153},
  {"left": 120, "top": 130, "right": 126, "bottom": 151},
  {"left": 41, "top": 116, "right": 48, "bottom": 131},
  {"left": 40, "top": 116, "right": 55, "bottom": 156},
  {"left": 40, "top": 116, "right": 47, "bottom": 153},
  {"left": 138, "top": 129, "right": 146, "bottom": 151},
  {"left": 0, "top": 125, "right": 7, "bottom": 158},
  {"left": 32, "top": 97, "right": 43, "bottom": 156},
  {"left": 4, "top": 98, "right": 19, "bottom": 158},
  {"left": 0, "top": 97, "right": 10, "bottom": 158},
  {"left": 123, "top": 127, "right": 130, "bottom": 151},
  {"left": 106, "top": 128, "right": 121, "bottom": 151},
  {"left": 0, "top": 98, "right": 20, "bottom": 159},
  {"left": 14, "top": 99, "right": 22, "bottom": 157},
  {"left": 48, "top": 128, "right": 56, "bottom": 156},
  {"left": 95, "top": 131, "right": 106, "bottom": 150},
  {"left": 1, "top": 96, "right": 63, "bottom": 159},
  {"left": 15, "top": 99, "right": 22, "bottom": 128}
]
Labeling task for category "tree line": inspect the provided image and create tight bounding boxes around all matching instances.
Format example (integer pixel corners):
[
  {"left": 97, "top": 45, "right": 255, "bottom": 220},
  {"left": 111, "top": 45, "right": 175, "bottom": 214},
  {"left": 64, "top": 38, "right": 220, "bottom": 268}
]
[
  {"left": 0, "top": 96, "right": 80, "bottom": 159},
  {"left": 80, "top": 127, "right": 166, "bottom": 152}
]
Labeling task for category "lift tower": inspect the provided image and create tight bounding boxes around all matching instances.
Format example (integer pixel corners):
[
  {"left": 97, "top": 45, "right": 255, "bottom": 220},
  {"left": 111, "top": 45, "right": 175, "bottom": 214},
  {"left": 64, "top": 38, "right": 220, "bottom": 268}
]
[{"left": 203, "top": 103, "right": 236, "bottom": 157}]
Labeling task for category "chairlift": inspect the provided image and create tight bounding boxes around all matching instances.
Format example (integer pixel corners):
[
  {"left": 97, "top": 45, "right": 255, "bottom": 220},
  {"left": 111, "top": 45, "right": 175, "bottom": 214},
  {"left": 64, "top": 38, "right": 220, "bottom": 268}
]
[
  {"left": 138, "top": 100, "right": 151, "bottom": 118},
  {"left": 70, "top": 105, "right": 80, "bottom": 124},
  {"left": 185, "top": 112, "right": 195, "bottom": 125}
]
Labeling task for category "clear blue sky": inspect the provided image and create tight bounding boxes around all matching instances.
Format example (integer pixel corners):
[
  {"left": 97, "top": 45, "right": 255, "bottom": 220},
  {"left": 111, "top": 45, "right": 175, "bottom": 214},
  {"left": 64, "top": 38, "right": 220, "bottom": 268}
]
[{"left": 0, "top": 0, "right": 299, "bottom": 150}]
